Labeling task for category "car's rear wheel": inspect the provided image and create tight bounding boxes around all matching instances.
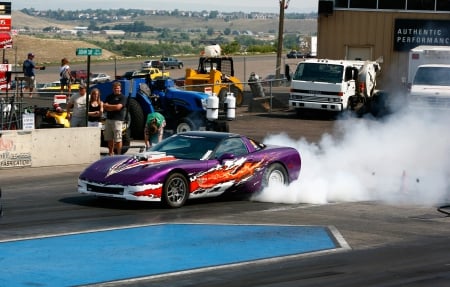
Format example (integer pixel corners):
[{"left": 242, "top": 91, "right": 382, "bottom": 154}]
[
  {"left": 162, "top": 173, "right": 189, "bottom": 208},
  {"left": 263, "top": 163, "right": 288, "bottom": 188}
]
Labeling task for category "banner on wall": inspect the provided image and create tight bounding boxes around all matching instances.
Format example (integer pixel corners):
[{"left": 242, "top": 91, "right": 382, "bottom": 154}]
[{"left": 394, "top": 19, "right": 450, "bottom": 51}]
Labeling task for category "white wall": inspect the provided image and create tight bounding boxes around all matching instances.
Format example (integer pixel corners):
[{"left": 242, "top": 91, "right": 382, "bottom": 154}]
[{"left": 0, "top": 128, "right": 101, "bottom": 169}]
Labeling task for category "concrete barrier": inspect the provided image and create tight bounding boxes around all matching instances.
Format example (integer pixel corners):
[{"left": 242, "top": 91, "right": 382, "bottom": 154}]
[{"left": 0, "top": 127, "right": 101, "bottom": 169}]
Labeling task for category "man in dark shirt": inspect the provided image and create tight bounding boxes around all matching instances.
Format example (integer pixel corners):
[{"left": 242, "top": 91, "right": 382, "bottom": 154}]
[
  {"left": 22, "top": 52, "right": 45, "bottom": 97},
  {"left": 103, "top": 81, "right": 127, "bottom": 155}
]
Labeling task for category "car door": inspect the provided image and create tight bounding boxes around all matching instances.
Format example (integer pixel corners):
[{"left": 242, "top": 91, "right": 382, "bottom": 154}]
[{"left": 199, "top": 137, "right": 264, "bottom": 195}]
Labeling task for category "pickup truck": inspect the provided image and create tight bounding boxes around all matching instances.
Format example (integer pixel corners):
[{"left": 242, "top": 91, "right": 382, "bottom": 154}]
[
  {"left": 70, "top": 70, "right": 90, "bottom": 83},
  {"left": 160, "top": 57, "right": 184, "bottom": 69},
  {"left": 137, "top": 67, "right": 170, "bottom": 80}
]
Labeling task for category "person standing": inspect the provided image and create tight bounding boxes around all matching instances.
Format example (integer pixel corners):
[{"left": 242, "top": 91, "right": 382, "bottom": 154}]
[
  {"left": 22, "top": 52, "right": 45, "bottom": 98},
  {"left": 66, "top": 83, "right": 88, "bottom": 127},
  {"left": 103, "top": 81, "right": 127, "bottom": 156},
  {"left": 144, "top": 112, "right": 166, "bottom": 149},
  {"left": 59, "top": 57, "right": 73, "bottom": 94},
  {"left": 87, "top": 88, "right": 103, "bottom": 127}
]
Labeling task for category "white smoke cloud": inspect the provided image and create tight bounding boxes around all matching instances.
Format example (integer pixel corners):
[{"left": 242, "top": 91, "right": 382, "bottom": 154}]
[{"left": 252, "top": 109, "right": 450, "bottom": 207}]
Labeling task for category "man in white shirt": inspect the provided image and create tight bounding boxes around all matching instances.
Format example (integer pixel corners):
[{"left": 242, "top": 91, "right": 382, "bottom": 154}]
[{"left": 66, "top": 83, "right": 87, "bottom": 127}]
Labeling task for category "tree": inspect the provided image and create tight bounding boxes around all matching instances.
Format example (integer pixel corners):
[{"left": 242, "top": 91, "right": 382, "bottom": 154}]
[{"left": 209, "top": 10, "right": 219, "bottom": 19}]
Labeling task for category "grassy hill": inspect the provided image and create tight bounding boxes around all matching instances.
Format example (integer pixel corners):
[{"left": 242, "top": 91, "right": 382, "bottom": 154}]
[{"left": 7, "top": 11, "right": 317, "bottom": 66}]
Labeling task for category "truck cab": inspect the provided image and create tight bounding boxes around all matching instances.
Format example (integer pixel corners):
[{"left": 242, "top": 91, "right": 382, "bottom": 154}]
[{"left": 289, "top": 59, "right": 363, "bottom": 113}]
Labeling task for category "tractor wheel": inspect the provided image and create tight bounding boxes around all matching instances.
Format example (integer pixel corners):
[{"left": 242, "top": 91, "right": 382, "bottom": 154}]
[
  {"left": 176, "top": 117, "right": 198, "bottom": 133},
  {"left": 128, "top": 98, "right": 145, "bottom": 140},
  {"left": 231, "top": 85, "right": 244, "bottom": 107},
  {"left": 120, "top": 126, "right": 131, "bottom": 154}
]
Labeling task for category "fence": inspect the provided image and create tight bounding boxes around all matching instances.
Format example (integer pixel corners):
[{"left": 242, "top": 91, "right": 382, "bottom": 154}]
[{"left": 0, "top": 94, "right": 30, "bottom": 131}]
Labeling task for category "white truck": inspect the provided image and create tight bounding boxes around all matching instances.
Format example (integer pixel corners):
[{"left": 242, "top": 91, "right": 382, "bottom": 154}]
[
  {"left": 288, "top": 58, "right": 381, "bottom": 114},
  {"left": 408, "top": 45, "right": 450, "bottom": 110}
]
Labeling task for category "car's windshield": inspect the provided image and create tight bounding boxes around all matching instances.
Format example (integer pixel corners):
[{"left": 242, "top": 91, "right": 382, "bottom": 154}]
[
  {"left": 413, "top": 67, "right": 450, "bottom": 86},
  {"left": 293, "top": 63, "right": 344, "bottom": 83},
  {"left": 150, "top": 134, "right": 220, "bottom": 160}
]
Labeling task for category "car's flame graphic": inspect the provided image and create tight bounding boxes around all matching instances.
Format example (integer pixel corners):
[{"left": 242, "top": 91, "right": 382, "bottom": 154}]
[{"left": 190, "top": 157, "right": 266, "bottom": 191}]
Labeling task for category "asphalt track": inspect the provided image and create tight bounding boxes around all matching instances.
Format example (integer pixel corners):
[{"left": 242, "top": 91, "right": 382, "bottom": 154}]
[
  {"left": 2, "top": 56, "right": 450, "bottom": 286},
  {"left": 1, "top": 223, "right": 348, "bottom": 286}
]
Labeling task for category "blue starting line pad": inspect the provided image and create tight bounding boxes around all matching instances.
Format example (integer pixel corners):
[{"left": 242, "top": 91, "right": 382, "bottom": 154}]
[{"left": 0, "top": 223, "right": 348, "bottom": 286}]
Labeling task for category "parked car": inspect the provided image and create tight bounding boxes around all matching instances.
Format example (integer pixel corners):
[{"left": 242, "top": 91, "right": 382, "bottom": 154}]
[
  {"left": 77, "top": 131, "right": 301, "bottom": 208},
  {"left": 136, "top": 68, "right": 170, "bottom": 80},
  {"left": 37, "top": 81, "right": 80, "bottom": 96},
  {"left": 70, "top": 70, "right": 91, "bottom": 83},
  {"left": 142, "top": 60, "right": 162, "bottom": 69},
  {"left": 160, "top": 57, "right": 184, "bottom": 69},
  {"left": 90, "top": 73, "right": 111, "bottom": 84},
  {"left": 286, "top": 50, "right": 307, "bottom": 59}
]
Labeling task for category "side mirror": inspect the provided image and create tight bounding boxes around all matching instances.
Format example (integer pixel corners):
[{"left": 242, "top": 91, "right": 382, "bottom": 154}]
[{"left": 217, "top": 153, "right": 235, "bottom": 162}]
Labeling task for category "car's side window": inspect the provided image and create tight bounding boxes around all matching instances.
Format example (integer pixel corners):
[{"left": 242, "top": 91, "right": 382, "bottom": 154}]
[{"left": 215, "top": 138, "right": 248, "bottom": 158}]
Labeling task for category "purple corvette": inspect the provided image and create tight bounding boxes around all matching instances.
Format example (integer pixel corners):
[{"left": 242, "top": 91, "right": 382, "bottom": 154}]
[{"left": 78, "top": 131, "right": 301, "bottom": 208}]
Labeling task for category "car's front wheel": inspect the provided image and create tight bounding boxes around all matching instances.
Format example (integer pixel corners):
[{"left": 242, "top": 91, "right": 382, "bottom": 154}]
[
  {"left": 162, "top": 173, "right": 189, "bottom": 208},
  {"left": 263, "top": 163, "right": 288, "bottom": 188}
]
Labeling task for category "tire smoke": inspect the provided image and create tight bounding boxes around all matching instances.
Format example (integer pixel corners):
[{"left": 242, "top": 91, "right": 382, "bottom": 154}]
[{"left": 252, "top": 109, "right": 450, "bottom": 206}]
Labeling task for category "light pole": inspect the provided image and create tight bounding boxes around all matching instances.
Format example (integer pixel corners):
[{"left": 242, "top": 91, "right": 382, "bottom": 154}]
[{"left": 276, "top": 0, "right": 289, "bottom": 83}]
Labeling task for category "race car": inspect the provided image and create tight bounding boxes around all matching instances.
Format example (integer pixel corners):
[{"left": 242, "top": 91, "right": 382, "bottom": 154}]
[{"left": 78, "top": 131, "right": 301, "bottom": 208}]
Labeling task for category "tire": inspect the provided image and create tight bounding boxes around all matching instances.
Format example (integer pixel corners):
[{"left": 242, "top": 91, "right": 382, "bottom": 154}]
[
  {"left": 218, "top": 88, "right": 228, "bottom": 108},
  {"left": 231, "top": 85, "right": 244, "bottom": 107},
  {"left": 262, "top": 163, "right": 289, "bottom": 188},
  {"left": 128, "top": 98, "right": 145, "bottom": 140},
  {"left": 213, "top": 121, "right": 229, "bottom": 132},
  {"left": 34, "top": 114, "right": 43, "bottom": 129},
  {"left": 121, "top": 126, "right": 131, "bottom": 154},
  {"left": 162, "top": 173, "right": 189, "bottom": 208},
  {"left": 176, "top": 117, "right": 198, "bottom": 133},
  {"left": 178, "top": 63, "right": 183, "bottom": 69}
]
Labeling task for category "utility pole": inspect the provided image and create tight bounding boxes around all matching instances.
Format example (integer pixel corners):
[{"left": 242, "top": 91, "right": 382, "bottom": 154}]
[{"left": 275, "top": 0, "right": 289, "bottom": 84}]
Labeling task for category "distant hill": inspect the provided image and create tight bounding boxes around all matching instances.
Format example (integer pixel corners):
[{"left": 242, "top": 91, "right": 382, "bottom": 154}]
[
  {"left": 7, "top": 11, "right": 317, "bottom": 66},
  {"left": 12, "top": 11, "right": 317, "bottom": 34}
]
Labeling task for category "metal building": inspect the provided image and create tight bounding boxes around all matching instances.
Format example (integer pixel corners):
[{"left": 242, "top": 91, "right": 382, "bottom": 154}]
[{"left": 317, "top": 0, "right": 450, "bottom": 92}]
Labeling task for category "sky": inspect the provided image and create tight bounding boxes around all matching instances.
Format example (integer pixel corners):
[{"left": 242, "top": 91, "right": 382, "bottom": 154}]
[{"left": 13, "top": 0, "right": 318, "bottom": 13}]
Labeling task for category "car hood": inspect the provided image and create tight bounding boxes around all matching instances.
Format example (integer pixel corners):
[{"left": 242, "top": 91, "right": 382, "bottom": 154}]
[{"left": 79, "top": 152, "right": 187, "bottom": 184}]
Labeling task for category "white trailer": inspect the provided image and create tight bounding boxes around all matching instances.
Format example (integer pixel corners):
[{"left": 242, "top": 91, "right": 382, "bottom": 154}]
[{"left": 408, "top": 45, "right": 450, "bottom": 85}]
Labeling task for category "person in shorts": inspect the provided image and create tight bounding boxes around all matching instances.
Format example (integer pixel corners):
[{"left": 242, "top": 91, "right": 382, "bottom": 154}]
[
  {"left": 22, "top": 52, "right": 45, "bottom": 97},
  {"left": 59, "top": 57, "right": 73, "bottom": 94},
  {"left": 103, "top": 81, "right": 127, "bottom": 156},
  {"left": 66, "top": 83, "right": 88, "bottom": 127},
  {"left": 144, "top": 112, "right": 166, "bottom": 150}
]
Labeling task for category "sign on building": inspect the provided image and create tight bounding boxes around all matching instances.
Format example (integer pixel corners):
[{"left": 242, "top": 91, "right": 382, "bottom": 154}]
[{"left": 394, "top": 19, "right": 450, "bottom": 51}]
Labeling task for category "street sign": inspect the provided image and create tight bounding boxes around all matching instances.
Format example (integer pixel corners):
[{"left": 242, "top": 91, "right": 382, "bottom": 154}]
[{"left": 76, "top": 48, "right": 102, "bottom": 56}]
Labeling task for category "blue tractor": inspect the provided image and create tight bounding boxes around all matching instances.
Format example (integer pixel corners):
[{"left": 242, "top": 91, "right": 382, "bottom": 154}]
[{"left": 92, "top": 76, "right": 232, "bottom": 140}]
